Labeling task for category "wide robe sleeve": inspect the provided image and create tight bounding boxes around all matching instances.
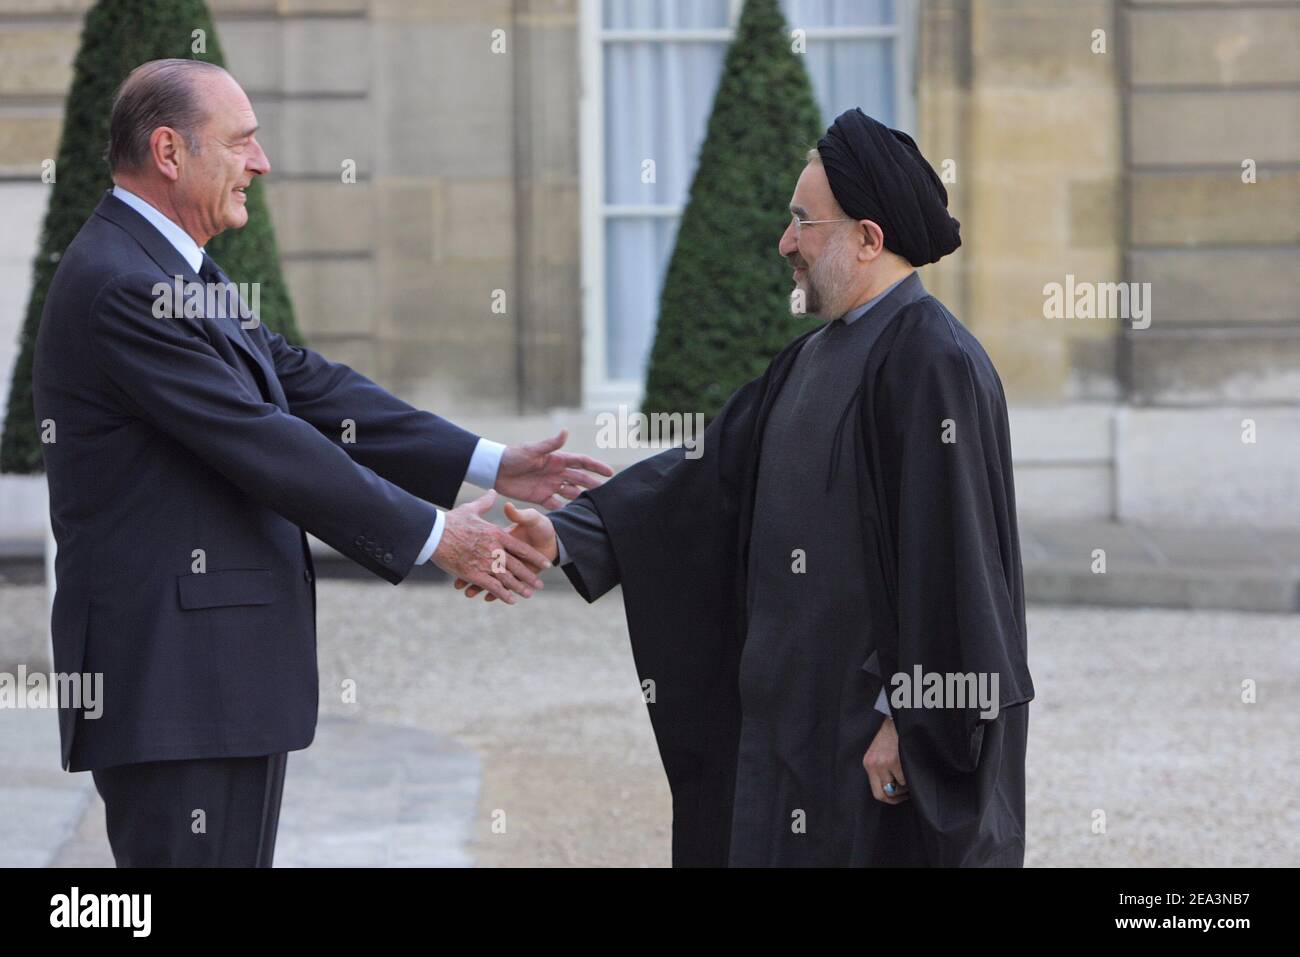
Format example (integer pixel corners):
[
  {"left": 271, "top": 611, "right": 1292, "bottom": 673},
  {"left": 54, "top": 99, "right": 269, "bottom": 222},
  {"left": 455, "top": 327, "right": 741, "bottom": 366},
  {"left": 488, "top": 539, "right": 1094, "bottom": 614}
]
[
  {"left": 866, "top": 299, "right": 1035, "bottom": 865},
  {"left": 570, "top": 327, "right": 818, "bottom": 866},
  {"left": 572, "top": 376, "right": 764, "bottom": 866}
]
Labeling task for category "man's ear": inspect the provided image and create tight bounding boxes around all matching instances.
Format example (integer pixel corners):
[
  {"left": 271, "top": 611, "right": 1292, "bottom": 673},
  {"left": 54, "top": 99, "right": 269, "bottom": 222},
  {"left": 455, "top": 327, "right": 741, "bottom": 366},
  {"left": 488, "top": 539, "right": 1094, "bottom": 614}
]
[
  {"left": 149, "top": 126, "right": 183, "bottom": 183},
  {"left": 857, "top": 219, "right": 886, "bottom": 261}
]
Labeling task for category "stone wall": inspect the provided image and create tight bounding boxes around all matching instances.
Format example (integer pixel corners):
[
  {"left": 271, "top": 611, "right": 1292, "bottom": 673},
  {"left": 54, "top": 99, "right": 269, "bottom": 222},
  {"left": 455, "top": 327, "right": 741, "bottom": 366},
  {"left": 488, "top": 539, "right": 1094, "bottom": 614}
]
[
  {"left": 1119, "top": 0, "right": 1300, "bottom": 525},
  {"left": 916, "top": 0, "right": 1124, "bottom": 521},
  {"left": 0, "top": 0, "right": 1294, "bottom": 535},
  {"left": 0, "top": 0, "right": 583, "bottom": 424},
  {"left": 917, "top": 0, "right": 1298, "bottom": 527}
]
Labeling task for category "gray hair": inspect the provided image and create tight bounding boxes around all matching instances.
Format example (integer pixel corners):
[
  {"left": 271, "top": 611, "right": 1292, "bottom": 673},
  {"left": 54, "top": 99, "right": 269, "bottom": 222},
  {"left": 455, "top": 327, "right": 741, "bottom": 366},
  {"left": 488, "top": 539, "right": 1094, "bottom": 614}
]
[{"left": 106, "top": 59, "right": 229, "bottom": 174}]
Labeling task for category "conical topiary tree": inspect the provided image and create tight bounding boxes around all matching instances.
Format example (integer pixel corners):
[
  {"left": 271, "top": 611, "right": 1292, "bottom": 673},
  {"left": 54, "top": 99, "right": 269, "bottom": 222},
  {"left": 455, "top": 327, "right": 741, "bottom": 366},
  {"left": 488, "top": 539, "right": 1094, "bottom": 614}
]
[
  {"left": 0, "top": 0, "right": 301, "bottom": 475},
  {"left": 641, "top": 0, "right": 824, "bottom": 421}
]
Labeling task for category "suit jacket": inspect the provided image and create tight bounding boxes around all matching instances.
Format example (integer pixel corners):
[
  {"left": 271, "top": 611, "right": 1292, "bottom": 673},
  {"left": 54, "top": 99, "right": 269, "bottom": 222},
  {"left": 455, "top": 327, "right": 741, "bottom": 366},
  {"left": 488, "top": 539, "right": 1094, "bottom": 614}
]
[{"left": 33, "top": 191, "right": 478, "bottom": 771}]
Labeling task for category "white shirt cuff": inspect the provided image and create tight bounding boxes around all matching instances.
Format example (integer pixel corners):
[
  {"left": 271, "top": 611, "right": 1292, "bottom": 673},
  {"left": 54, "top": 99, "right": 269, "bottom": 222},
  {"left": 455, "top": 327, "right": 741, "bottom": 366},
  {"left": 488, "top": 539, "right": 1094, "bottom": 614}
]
[
  {"left": 556, "top": 531, "right": 571, "bottom": 566},
  {"left": 874, "top": 687, "right": 891, "bottom": 717},
  {"left": 416, "top": 510, "right": 446, "bottom": 565},
  {"left": 466, "top": 438, "right": 506, "bottom": 490}
]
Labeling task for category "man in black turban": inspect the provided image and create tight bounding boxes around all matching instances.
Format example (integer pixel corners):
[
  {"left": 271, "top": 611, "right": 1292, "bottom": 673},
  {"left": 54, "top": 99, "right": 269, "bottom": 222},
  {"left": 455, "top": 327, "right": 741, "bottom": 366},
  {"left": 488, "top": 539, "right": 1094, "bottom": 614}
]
[
  {"left": 460, "top": 111, "right": 1032, "bottom": 868},
  {"left": 782, "top": 107, "right": 960, "bottom": 322},
  {"left": 817, "top": 106, "right": 961, "bottom": 267}
]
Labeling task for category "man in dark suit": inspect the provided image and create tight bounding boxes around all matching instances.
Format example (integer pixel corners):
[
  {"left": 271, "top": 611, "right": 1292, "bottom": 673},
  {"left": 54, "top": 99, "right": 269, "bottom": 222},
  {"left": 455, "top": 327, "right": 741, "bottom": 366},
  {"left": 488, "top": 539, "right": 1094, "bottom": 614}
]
[{"left": 32, "top": 58, "right": 610, "bottom": 867}]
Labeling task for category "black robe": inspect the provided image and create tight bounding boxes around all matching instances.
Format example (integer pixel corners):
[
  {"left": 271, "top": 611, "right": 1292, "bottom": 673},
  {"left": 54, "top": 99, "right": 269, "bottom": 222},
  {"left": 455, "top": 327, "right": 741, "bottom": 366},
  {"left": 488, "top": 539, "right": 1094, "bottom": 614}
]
[{"left": 553, "top": 273, "right": 1034, "bottom": 866}]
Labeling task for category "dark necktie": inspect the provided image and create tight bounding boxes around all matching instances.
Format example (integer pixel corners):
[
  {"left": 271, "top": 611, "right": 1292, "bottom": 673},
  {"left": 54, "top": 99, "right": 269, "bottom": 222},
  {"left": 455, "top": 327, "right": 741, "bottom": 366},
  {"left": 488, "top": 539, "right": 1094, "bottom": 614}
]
[
  {"left": 199, "top": 252, "right": 223, "bottom": 285},
  {"left": 199, "top": 253, "right": 237, "bottom": 323},
  {"left": 199, "top": 254, "right": 266, "bottom": 395}
]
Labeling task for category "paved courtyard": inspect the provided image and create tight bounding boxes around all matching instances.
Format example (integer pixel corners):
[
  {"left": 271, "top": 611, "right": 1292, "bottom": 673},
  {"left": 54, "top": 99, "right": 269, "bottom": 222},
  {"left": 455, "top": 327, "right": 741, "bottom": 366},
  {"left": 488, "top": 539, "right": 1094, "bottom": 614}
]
[{"left": 1, "top": 577, "right": 1296, "bottom": 867}]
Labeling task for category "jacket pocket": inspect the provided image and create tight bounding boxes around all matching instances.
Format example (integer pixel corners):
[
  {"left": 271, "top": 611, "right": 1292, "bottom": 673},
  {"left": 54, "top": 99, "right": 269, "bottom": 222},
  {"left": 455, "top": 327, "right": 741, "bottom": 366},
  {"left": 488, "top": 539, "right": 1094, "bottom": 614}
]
[{"left": 177, "top": 568, "right": 275, "bottom": 610}]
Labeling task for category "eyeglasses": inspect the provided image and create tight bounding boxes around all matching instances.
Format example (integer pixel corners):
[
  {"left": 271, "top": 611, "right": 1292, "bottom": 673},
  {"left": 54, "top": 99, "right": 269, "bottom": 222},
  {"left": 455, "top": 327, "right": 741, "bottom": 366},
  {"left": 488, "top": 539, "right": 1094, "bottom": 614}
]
[{"left": 790, "top": 215, "right": 853, "bottom": 236}]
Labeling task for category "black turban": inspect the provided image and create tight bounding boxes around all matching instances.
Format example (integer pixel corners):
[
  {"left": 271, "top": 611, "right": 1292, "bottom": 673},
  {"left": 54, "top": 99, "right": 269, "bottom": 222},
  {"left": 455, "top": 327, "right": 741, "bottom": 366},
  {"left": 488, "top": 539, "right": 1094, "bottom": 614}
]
[{"left": 816, "top": 108, "right": 961, "bottom": 266}]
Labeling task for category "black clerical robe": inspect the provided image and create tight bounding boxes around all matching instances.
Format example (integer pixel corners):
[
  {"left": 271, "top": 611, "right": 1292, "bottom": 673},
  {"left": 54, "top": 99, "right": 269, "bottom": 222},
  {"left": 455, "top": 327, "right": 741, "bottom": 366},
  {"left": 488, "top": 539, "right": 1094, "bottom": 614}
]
[{"left": 551, "top": 272, "right": 1033, "bottom": 867}]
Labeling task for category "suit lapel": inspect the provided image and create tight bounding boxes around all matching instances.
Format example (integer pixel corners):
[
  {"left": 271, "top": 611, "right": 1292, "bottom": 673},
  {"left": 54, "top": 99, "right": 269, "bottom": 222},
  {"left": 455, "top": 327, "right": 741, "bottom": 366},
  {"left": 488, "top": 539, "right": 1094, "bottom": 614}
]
[
  {"left": 95, "top": 192, "right": 287, "bottom": 412},
  {"left": 199, "top": 255, "right": 288, "bottom": 412},
  {"left": 95, "top": 191, "right": 204, "bottom": 303}
]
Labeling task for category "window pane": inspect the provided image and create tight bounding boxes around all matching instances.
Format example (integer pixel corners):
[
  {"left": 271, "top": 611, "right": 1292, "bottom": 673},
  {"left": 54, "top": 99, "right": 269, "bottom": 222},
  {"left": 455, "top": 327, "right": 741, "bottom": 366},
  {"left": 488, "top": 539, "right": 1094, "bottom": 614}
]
[
  {"left": 603, "top": 0, "right": 731, "bottom": 30},
  {"left": 596, "top": 0, "right": 907, "bottom": 392},
  {"left": 805, "top": 38, "right": 896, "bottom": 128},
  {"left": 605, "top": 216, "right": 681, "bottom": 380},
  {"left": 780, "top": 0, "right": 895, "bottom": 28},
  {"left": 603, "top": 41, "right": 727, "bottom": 205}
]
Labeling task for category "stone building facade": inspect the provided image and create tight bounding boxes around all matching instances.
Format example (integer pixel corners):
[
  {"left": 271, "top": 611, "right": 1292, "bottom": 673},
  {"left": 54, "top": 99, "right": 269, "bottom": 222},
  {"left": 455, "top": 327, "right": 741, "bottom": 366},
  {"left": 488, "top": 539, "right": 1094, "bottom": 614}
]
[{"left": 0, "top": 0, "right": 1295, "bottom": 539}]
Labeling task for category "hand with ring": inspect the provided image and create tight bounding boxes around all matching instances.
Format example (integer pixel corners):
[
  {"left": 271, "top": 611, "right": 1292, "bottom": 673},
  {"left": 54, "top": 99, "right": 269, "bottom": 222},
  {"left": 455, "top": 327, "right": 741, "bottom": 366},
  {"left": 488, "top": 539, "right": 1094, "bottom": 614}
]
[{"left": 864, "top": 717, "right": 909, "bottom": 804}]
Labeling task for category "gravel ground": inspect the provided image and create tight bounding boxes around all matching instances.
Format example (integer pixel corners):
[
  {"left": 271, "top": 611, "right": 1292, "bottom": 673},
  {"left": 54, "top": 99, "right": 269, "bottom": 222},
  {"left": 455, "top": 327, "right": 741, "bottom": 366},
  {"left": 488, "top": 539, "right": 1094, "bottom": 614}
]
[{"left": 2, "top": 578, "right": 1296, "bottom": 867}]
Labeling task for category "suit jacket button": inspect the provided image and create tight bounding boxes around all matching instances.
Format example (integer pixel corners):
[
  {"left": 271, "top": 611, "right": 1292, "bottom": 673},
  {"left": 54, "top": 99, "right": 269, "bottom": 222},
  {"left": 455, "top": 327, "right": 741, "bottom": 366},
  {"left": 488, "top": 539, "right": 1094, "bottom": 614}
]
[
  {"left": 303, "top": 568, "right": 313, "bottom": 583},
  {"left": 382, "top": 552, "right": 394, "bottom": 565},
  {"left": 353, "top": 536, "right": 365, "bottom": 547}
]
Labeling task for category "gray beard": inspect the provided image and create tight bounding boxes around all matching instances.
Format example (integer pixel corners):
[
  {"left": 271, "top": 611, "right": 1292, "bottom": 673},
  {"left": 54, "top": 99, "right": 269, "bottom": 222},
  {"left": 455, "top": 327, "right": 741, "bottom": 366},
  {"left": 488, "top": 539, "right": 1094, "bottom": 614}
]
[{"left": 805, "top": 243, "right": 858, "bottom": 320}]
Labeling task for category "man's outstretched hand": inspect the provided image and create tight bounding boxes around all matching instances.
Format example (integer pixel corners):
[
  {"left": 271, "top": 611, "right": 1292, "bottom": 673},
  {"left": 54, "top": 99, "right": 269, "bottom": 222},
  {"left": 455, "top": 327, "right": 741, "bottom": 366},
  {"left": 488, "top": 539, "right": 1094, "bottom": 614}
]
[
  {"left": 495, "top": 430, "right": 614, "bottom": 509},
  {"left": 433, "top": 491, "right": 552, "bottom": 605},
  {"left": 455, "top": 502, "right": 556, "bottom": 602}
]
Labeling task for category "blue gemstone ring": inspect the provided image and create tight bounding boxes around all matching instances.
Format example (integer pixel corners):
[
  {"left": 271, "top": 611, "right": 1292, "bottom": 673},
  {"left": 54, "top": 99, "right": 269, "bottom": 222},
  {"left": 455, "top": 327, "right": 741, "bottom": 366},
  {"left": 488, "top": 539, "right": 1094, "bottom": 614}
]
[{"left": 883, "top": 781, "right": 897, "bottom": 796}]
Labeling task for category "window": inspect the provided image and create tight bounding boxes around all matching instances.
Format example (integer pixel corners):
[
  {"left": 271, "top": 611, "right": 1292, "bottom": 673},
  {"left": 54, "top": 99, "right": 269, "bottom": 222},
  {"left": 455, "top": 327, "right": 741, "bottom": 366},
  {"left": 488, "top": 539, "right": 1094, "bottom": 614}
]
[{"left": 580, "top": 0, "right": 916, "bottom": 409}]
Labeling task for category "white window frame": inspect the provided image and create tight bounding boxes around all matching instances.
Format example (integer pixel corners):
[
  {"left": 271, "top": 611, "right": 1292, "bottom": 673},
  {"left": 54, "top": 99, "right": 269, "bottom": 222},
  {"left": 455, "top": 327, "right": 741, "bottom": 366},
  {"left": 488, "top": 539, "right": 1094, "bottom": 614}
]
[{"left": 579, "top": 0, "right": 918, "bottom": 411}]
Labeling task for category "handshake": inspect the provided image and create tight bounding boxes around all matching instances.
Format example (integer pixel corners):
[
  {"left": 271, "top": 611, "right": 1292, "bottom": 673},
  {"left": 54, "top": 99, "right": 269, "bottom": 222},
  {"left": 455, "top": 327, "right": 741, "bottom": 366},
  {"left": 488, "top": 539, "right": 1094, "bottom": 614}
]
[
  {"left": 438, "top": 495, "right": 558, "bottom": 604},
  {"left": 429, "top": 429, "right": 605, "bottom": 604}
]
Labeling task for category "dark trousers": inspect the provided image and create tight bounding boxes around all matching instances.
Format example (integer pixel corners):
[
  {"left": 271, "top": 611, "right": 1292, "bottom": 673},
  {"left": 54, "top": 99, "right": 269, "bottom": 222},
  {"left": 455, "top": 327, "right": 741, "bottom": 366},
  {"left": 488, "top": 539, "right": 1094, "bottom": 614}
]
[{"left": 91, "top": 753, "right": 287, "bottom": 867}]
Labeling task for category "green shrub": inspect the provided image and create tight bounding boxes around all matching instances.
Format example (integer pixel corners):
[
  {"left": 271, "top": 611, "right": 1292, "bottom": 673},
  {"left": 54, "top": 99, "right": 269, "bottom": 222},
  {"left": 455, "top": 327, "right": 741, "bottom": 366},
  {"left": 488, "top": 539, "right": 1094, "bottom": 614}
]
[
  {"left": 641, "top": 0, "right": 823, "bottom": 421},
  {"left": 1, "top": 0, "right": 300, "bottom": 474}
]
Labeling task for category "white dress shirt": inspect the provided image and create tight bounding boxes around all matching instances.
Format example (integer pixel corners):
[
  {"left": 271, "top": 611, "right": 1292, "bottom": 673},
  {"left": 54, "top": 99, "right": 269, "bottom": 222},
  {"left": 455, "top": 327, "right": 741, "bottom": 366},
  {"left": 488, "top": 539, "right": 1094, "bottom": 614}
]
[
  {"left": 415, "top": 441, "right": 505, "bottom": 564},
  {"left": 113, "top": 184, "right": 204, "bottom": 273},
  {"left": 111, "top": 184, "right": 504, "bottom": 568}
]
